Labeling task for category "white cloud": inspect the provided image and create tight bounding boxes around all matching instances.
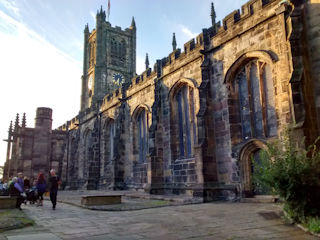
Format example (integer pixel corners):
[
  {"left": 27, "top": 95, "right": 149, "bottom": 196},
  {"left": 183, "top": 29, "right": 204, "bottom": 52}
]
[
  {"left": 0, "top": 9, "right": 82, "bottom": 166},
  {"left": 90, "top": 11, "right": 96, "bottom": 23},
  {"left": 181, "top": 25, "right": 197, "bottom": 39},
  {"left": 136, "top": 55, "right": 145, "bottom": 75}
]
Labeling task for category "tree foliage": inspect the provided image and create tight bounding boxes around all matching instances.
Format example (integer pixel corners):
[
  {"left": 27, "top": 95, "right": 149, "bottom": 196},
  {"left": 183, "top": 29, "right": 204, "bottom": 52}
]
[{"left": 253, "top": 134, "right": 320, "bottom": 221}]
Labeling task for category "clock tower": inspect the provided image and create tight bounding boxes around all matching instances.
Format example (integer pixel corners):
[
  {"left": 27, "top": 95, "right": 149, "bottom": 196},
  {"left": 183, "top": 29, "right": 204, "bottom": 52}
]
[{"left": 80, "top": 6, "right": 136, "bottom": 111}]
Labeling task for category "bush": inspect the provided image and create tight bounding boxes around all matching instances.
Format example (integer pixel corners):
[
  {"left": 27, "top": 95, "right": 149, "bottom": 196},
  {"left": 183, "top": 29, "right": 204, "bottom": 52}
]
[
  {"left": 252, "top": 134, "right": 320, "bottom": 222},
  {"left": 304, "top": 217, "right": 320, "bottom": 234}
]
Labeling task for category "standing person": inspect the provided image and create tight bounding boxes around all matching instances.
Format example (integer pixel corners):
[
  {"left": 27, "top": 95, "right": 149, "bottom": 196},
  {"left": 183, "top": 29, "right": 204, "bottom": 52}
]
[
  {"left": 48, "top": 169, "right": 60, "bottom": 210},
  {"left": 36, "top": 173, "right": 47, "bottom": 206}
]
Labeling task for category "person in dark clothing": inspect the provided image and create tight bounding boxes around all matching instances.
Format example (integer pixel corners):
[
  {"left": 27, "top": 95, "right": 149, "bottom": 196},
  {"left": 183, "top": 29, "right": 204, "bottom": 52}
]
[
  {"left": 49, "top": 169, "right": 60, "bottom": 210},
  {"left": 8, "top": 177, "right": 25, "bottom": 210},
  {"left": 24, "top": 177, "right": 30, "bottom": 190},
  {"left": 36, "top": 173, "right": 47, "bottom": 206}
]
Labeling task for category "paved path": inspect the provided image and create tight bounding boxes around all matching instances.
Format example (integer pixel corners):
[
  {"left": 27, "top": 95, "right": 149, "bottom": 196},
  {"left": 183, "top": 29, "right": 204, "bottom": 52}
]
[{"left": 1, "top": 201, "right": 318, "bottom": 240}]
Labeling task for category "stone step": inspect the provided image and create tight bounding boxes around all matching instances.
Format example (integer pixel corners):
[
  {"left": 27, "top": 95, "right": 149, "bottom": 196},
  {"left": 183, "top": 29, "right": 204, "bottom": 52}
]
[{"left": 241, "top": 195, "right": 279, "bottom": 203}]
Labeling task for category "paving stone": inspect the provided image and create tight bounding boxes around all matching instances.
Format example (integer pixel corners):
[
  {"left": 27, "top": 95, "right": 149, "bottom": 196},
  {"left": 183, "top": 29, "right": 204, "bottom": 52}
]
[
  {"left": 7, "top": 233, "right": 62, "bottom": 240},
  {"left": 1, "top": 199, "right": 318, "bottom": 240}
]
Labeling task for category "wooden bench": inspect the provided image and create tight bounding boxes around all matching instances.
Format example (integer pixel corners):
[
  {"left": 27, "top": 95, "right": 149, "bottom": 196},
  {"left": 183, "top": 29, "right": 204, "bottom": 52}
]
[
  {"left": 81, "top": 195, "right": 122, "bottom": 206},
  {"left": 0, "top": 196, "right": 17, "bottom": 209}
]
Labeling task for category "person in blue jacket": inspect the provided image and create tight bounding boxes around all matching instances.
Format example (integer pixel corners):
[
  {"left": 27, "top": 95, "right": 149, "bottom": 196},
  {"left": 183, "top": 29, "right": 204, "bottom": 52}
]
[{"left": 8, "top": 177, "right": 25, "bottom": 210}]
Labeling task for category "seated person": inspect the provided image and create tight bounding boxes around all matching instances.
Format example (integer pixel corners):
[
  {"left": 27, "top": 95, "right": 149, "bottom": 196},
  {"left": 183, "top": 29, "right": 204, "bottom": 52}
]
[
  {"left": 8, "top": 177, "right": 25, "bottom": 210},
  {"left": 1, "top": 181, "right": 9, "bottom": 196}
]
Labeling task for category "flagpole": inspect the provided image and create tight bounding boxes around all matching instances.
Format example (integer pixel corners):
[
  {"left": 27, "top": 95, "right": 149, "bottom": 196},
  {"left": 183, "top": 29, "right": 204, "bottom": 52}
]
[{"left": 108, "top": 0, "right": 110, "bottom": 22}]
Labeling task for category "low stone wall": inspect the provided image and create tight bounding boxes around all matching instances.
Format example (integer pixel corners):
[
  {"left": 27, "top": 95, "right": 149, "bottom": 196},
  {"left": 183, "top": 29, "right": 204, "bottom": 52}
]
[
  {"left": 0, "top": 196, "right": 17, "bottom": 209},
  {"left": 81, "top": 195, "right": 122, "bottom": 206}
]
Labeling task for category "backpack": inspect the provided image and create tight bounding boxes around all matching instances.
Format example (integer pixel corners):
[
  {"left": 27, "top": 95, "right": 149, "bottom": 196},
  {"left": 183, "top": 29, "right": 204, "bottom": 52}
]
[{"left": 37, "top": 181, "right": 47, "bottom": 192}]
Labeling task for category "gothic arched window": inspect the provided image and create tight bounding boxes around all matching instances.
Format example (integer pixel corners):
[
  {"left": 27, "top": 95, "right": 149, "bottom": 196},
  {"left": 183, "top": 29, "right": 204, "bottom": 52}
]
[
  {"left": 88, "top": 41, "right": 96, "bottom": 67},
  {"left": 136, "top": 109, "right": 148, "bottom": 163},
  {"left": 105, "top": 120, "right": 116, "bottom": 161},
  {"left": 111, "top": 38, "right": 116, "bottom": 58},
  {"left": 235, "top": 60, "right": 277, "bottom": 139},
  {"left": 172, "top": 85, "right": 196, "bottom": 159},
  {"left": 79, "top": 130, "right": 91, "bottom": 179}
]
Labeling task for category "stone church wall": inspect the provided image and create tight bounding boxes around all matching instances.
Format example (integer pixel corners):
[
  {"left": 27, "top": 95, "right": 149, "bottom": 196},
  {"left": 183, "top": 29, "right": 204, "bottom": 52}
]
[
  {"left": 301, "top": 0, "right": 320, "bottom": 144},
  {"left": 202, "top": 0, "right": 294, "bottom": 198}
]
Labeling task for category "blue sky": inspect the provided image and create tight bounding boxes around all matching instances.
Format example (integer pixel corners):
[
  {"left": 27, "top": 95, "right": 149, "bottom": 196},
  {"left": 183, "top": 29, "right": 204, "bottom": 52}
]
[{"left": 0, "top": 0, "right": 249, "bottom": 166}]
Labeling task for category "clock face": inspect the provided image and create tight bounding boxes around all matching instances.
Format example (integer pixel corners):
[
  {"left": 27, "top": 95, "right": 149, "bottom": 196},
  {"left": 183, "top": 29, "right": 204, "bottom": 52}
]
[
  {"left": 113, "top": 73, "right": 124, "bottom": 86},
  {"left": 88, "top": 75, "right": 93, "bottom": 89}
]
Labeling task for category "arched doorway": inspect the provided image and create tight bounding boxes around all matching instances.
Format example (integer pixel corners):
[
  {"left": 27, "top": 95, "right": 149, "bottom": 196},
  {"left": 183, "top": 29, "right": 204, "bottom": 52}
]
[{"left": 239, "top": 140, "right": 267, "bottom": 197}]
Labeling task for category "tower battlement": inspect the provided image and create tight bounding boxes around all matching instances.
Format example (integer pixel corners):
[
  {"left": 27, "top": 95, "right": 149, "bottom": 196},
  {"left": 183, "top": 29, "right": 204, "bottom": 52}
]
[
  {"left": 87, "top": 23, "right": 135, "bottom": 37},
  {"left": 35, "top": 107, "right": 52, "bottom": 131},
  {"left": 80, "top": 5, "right": 136, "bottom": 111}
]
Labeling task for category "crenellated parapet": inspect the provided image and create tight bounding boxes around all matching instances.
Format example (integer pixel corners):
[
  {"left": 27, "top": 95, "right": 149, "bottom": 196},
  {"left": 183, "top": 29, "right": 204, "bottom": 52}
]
[
  {"left": 222, "top": 0, "right": 277, "bottom": 31},
  {"left": 58, "top": 115, "right": 79, "bottom": 131},
  {"left": 128, "top": 68, "right": 155, "bottom": 89},
  {"left": 202, "top": 0, "right": 282, "bottom": 51},
  {"left": 129, "top": 32, "right": 205, "bottom": 88},
  {"left": 100, "top": 86, "right": 124, "bottom": 113}
]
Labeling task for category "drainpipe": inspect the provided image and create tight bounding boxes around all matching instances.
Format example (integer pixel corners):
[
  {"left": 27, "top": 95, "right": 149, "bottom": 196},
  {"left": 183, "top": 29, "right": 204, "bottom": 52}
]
[
  {"left": 97, "top": 112, "right": 102, "bottom": 190},
  {"left": 65, "top": 125, "right": 70, "bottom": 188}
]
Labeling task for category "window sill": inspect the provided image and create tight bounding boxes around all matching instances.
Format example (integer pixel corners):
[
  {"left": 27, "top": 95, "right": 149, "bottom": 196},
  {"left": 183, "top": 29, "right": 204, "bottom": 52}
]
[{"left": 174, "top": 157, "right": 195, "bottom": 163}]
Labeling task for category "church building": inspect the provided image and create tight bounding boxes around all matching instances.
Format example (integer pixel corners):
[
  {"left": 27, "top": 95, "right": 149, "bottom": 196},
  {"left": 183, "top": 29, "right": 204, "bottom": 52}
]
[{"left": 4, "top": 0, "right": 320, "bottom": 201}]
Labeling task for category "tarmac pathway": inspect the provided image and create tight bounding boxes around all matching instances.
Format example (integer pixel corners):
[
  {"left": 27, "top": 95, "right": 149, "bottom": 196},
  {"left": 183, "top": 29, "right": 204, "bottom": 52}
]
[{"left": 0, "top": 200, "right": 318, "bottom": 240}]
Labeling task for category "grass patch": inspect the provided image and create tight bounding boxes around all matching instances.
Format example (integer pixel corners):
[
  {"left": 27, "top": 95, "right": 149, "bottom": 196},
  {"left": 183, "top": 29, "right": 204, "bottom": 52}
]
[
  {"left": 303, "top": 217, "right": 320, "bottom": 234},
  {"left": 0, "top": 209, "right": 34, "bottom": 233}
]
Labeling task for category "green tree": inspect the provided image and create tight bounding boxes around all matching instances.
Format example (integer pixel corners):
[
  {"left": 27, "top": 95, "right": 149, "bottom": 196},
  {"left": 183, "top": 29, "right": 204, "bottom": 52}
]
[{"left": 253, "top": 134, "right": 320, "bottom": 222}]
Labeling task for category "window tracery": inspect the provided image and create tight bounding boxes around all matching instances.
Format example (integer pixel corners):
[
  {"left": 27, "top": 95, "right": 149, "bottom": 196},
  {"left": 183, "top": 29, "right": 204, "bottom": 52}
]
[
  {"left": 136, "top": 109, "right": 148, "bottom": 163},
  {"left": 172, "top": 85, "right": 196, "bottom": 159},
  {"left": 235, "top": 60, "right": 277, "bottom": 139}
]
